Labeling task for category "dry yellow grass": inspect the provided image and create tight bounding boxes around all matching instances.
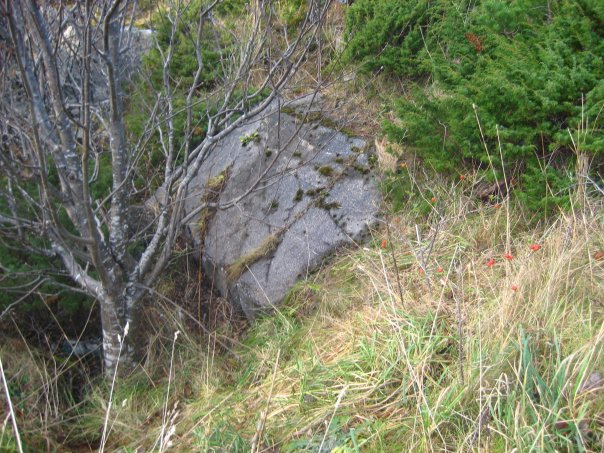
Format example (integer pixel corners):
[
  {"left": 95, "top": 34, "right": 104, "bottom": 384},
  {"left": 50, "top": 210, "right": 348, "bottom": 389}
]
[{"left": 4, "top": 181, "right": 603, "bottom": 451}]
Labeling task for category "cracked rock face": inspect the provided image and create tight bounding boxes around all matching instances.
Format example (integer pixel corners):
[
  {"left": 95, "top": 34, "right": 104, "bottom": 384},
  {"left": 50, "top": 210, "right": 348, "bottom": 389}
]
[{"left": 184, "top": 99, "right": 381, "bottom": 319}]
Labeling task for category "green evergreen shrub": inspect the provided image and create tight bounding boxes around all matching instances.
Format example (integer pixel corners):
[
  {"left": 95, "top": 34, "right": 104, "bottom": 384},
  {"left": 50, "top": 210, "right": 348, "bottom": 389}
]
[
  {"left": 345, "top": 0, "right": 604, "bottom": 212},
  {"left": 0, "top": 227, "right": 94, "bottom": 323},
  {"left": 277, "top": 0, "right": 308, "bottom": 28},
  {"left": 0, "top": 171, "right": 98, "bottom": 321}
]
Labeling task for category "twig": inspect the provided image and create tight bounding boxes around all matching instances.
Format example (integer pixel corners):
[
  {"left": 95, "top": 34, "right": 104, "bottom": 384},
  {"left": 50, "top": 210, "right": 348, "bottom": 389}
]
[
  {"left": 424, "top": 220, "right": 442, "bottom": 263},
  {"left": 318, "top": 385, "right": 347, "bottom": 452},
  {"left": 467, "top": 406, "right": 491, "bottom": 452},
  {"left": 0, "top": 279, "right": 45, "bottom": 321},
  {"left": 453, "top": 253, "right": 465, "bottom": 385},
  {"left": 415, "top": 224, "right": 433, "bottom": 297},
  {"left": 584, "top": 174, "right": 604, "bottom": 197},
  {"left": 0, "top": 356, "right": 24, "bottom": 453},
  {"left": 385, "top": 220, "right": 405, "bottom": 308},
  {"left": 251, "top": 349, "right": 281, "bottom": 453}
]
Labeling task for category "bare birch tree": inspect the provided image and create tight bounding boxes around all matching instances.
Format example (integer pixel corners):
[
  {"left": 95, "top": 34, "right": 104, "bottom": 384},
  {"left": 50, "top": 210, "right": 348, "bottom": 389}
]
[{"left": 0, "top": 0, "right": 330, "bottom": 376}]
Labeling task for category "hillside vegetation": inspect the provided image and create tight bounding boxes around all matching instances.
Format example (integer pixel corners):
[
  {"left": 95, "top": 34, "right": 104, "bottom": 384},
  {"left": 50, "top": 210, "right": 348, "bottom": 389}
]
[
  {"left": 1, "top": 1, "right": 603, "bottom": 452},
  {"left": 6, "top": 171, "right": 602, "bottom": 451},
  {"left": 345, "top": 0, "right": 604, "bottom": 213}
]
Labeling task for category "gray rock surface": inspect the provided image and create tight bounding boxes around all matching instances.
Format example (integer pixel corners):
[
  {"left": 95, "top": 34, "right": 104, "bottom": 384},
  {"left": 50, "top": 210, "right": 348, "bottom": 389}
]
[
  {"left": 59, "top": 26, "right": 153, "bottom": 106},
  {"left": 184, "top": 98, "right": 381, "bottom": 319}
]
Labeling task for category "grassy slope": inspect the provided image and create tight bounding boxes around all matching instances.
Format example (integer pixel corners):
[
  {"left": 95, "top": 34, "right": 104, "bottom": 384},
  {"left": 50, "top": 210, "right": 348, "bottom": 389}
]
[
  {"left": 3, "top": 112, "right": 603, "bottom": 453},
  {"left": 82, "top": 172, "right": 603, "bottom": 452}
]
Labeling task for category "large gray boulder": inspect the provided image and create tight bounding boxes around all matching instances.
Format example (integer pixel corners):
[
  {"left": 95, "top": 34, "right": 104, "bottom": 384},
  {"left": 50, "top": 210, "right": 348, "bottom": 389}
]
[{"left": 184, "top": 99, "right": 381, "bottom": 319}]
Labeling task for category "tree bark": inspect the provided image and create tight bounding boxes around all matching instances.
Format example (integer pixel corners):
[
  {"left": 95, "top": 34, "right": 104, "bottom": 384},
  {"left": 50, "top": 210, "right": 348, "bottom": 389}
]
[{"left": 99, "top": 290, "right": 144, "bottom": 377}]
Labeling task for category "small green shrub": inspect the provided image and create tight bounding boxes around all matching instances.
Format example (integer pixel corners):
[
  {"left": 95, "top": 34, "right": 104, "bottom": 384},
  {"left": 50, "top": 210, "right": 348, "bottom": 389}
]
[{"left": 0, "top": 182, "right": 94, "bottom": 322}]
